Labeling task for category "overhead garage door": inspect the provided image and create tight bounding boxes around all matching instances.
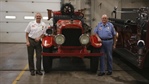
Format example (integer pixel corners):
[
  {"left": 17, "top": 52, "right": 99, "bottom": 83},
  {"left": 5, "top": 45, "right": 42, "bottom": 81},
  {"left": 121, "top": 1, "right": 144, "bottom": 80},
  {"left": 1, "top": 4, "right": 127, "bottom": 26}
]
[{"left": 0, "top": 0, "right": 61, "bottom": 43}]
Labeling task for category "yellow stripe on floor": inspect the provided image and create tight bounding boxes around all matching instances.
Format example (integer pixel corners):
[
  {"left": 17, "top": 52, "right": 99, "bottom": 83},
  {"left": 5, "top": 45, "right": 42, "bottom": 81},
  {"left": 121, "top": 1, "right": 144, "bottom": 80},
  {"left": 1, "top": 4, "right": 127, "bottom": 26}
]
[
  {"left": 12, "top": 54, "right": 36, "bottom": 84},
  {"left": 12, "top": 64, "right": 28, "bottom": 84}
]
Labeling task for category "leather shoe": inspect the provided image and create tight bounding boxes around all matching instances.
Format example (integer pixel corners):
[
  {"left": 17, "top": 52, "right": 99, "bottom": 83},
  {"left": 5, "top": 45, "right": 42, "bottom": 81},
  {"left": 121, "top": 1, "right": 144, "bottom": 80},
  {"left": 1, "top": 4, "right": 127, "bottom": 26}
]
[
  {"left": 98, "top": 72, "right": 105, "bottom": 76},
  {"left": 107, "top": 72, "right": 112, "bottom": 75},
  {"left": 31, "top": 71, "right": 35, "bottom": 76},
  {"left": 36, "top": 71, "right": 43, "bottom": 75}
]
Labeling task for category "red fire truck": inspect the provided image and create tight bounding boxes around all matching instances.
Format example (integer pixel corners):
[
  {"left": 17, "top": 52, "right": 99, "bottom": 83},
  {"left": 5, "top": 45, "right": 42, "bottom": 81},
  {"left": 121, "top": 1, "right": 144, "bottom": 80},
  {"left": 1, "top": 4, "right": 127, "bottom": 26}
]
[{"left": 42, "top": 3, "right": 103, "bottom": 73}]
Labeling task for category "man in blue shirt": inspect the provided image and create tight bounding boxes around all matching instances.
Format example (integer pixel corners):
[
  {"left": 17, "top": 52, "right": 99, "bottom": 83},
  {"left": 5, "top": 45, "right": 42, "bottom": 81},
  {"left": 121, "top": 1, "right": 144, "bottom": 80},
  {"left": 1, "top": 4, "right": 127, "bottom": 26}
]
[{"left": 94, "top": 14, "right": 117, "bottom": 76}]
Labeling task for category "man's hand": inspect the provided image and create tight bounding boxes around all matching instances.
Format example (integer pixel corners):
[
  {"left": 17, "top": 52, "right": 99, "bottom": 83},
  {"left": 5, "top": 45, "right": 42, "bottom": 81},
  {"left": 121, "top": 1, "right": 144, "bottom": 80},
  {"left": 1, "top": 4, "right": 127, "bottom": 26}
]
[
  {"left": 35, "top": 37, "right": 41, "bottom": 42},
  {"left": 113, "top": 44, "right": 116, "bottom": 49},
  {"left": 95, "top": 34, "right": 101, "bottom": 42},
  {"left": 26, "top": 41, "right": 30, "bottom": 46},
  {"left": 97, "top": 37, "right": 101, "bottom": 42}
]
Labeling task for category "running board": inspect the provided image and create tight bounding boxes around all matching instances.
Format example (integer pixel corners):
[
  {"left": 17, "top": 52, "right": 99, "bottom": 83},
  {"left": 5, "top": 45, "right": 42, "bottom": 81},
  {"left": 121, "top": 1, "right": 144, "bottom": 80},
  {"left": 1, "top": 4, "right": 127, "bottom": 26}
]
[{"left": 114, "top": 48, "right": 139, "bottom": 68}]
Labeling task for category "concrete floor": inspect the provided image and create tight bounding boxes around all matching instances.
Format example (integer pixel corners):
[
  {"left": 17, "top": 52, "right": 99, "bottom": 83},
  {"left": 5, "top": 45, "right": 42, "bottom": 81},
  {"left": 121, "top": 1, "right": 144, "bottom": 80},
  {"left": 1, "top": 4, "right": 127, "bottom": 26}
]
[{"left": 0, "top": 44, "right": 149, "bottom": 84}]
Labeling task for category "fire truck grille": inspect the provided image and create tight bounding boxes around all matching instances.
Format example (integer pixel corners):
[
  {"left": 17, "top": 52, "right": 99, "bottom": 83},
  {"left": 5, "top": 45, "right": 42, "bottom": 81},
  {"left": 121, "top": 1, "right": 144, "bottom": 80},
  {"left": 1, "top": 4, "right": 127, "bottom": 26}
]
[{"left": 62, "top": 28, "right": 82, "bottom": 46}]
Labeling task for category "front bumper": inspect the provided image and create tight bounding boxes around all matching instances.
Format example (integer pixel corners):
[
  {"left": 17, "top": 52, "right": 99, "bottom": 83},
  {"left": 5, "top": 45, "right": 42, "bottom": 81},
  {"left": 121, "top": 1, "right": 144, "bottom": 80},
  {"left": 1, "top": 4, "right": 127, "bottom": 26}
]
[{"left": 42, "top": 52, "right": 103, "bottom": 58}]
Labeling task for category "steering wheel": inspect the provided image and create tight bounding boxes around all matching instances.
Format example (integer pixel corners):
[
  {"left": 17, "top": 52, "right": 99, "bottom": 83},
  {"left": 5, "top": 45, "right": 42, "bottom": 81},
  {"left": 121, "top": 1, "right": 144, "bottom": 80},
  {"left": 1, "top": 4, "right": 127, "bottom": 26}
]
[{"left": 61, "top": 3, "right": 74, "bottom": 15}]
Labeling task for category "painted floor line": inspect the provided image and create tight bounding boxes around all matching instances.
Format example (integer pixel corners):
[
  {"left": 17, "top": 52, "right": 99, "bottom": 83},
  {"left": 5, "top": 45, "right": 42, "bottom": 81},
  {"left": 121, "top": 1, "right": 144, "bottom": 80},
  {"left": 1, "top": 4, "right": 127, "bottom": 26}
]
[{"left": 12, "top": 64, "right": 28, "bottom": 84}]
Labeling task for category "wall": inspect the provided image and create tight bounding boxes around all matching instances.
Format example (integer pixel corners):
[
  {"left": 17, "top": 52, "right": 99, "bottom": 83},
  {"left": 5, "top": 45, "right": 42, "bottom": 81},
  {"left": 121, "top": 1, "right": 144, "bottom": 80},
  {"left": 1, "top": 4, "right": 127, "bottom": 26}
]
[
  {"left": 91, "top": 0, "right": 121, "bottom": 30},
  {"left": 1, "top": 0, "right": 149, "bottom": 43},
  {"left": 0, "top": 0, "right": 61, "bottom": 43},
  {"left": 63, "top": 0, "right": 149, "bottom": 33},
  {"left": 121, "top": 0, "right": 149, "bottom": 8},
  {"left": 91, "top": 0, "right": 149, "bottom": 29},
  {"left": 63, "top": 0, "right": 91, "bottom": 26}
]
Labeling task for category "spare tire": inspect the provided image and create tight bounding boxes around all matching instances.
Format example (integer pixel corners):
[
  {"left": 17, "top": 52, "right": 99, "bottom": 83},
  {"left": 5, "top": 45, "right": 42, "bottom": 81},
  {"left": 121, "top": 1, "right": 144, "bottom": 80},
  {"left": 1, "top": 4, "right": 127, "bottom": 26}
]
[{"left": 61, "top": 3, "right": 74, "bottom": 15}]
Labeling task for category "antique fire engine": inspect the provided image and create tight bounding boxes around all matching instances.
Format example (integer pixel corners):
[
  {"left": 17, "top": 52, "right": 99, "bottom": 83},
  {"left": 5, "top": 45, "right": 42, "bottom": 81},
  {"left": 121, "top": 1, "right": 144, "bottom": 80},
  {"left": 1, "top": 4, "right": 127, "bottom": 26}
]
[
  {"left": 110, "top": 7, "right": 149, "bottom": 69},
  {"left": 42, "top": 3, "right": 103, "bottom": 73}
]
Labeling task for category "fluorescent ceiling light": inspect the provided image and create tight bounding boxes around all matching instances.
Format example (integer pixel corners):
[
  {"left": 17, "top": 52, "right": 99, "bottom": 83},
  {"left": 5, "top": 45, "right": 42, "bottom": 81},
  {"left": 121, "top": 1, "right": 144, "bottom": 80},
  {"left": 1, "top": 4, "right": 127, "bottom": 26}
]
[
  {"left": 24, "top": 16, "right": 34, "bottom": 19},
  {"left": 43, "top": 17, "right": 48, "bottom": 20},
  {"left": 5, "top": 16, "right": 16, "bottom": 19}
]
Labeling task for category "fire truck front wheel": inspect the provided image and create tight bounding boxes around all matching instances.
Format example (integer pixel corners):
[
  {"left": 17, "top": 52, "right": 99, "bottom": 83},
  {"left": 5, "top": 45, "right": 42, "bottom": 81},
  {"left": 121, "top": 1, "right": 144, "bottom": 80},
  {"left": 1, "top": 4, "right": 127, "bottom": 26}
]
[
  {"left": 43, "top": 56, "right": 52, "bottom": 73},
  {"left": 90, "top": 48, "right": 100, "bottom": 73},
  {"left": 90, "top": 57, "right": 99, "bottom": 73},
  {"left": 43, "top": 47, "right": 53, "bottom": 73}
]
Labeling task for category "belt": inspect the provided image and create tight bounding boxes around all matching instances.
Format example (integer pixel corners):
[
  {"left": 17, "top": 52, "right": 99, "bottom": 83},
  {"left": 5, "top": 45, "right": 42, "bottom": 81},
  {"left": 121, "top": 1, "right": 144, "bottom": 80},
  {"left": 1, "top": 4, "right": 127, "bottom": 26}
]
[
  {"left": 29, "top": 37, "right": 35, "bottom": 40},
  {"left": 101, "top": 38, "right": 113, "bottom": 41},
  {"left": 29, "top": 37, "right": 41, "bottom": 43}
]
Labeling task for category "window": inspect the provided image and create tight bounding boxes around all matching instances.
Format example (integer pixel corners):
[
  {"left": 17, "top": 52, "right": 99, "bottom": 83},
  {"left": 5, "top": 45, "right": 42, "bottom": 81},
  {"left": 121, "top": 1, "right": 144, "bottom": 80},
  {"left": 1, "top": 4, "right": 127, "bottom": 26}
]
[
  {"left": 5, "top": 16, "right": 16, "bottom": 19},
  {"left": 24, "top": 16, "right": 34, "bottom": 20},
  {"left": 43, "top": 17, "right": 48, "bottom": 20}
]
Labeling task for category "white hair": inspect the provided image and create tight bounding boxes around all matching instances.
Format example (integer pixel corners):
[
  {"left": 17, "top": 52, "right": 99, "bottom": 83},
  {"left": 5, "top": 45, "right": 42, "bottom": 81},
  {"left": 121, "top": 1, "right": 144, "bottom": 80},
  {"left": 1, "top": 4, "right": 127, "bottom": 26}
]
[
  {"left": 35, "top": 12, "right": 42, "bottom": 18},
  {"left": 102, "top": 14, "right": 108, "bottom": 18}
]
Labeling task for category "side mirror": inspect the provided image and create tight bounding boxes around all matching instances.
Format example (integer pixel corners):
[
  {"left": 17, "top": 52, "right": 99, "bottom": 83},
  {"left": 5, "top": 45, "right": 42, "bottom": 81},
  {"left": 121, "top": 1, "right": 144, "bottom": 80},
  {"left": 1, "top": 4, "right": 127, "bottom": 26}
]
[{"left": 47, "top": 9, "right": 52, "bottom": 20}]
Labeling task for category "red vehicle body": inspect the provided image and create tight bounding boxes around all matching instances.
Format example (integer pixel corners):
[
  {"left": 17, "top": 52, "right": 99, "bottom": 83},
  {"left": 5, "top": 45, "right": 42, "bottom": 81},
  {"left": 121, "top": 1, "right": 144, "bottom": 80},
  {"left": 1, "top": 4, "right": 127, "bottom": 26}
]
[
  {"left": 42, "top": 3, "right": 103, "bottom": 73},
  {"left": 110, "top": 7, "right": 149, "bottom": 69}
]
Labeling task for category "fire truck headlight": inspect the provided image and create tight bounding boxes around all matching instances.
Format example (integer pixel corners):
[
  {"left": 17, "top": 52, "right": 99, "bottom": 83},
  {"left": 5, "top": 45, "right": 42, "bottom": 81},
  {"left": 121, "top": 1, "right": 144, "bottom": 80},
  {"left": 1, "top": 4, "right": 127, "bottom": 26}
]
[
  {"left": 46, "top": 29, "right": 53, "bottom": 35},
  {"left": 137, "top": 40, "right": 145, "bottom": 48},
  {"left": 55, "top": 34, "right": 65, "bottom": 45},
  {"left": 80, "top": 34, "right": 90, "bottom": 45}
]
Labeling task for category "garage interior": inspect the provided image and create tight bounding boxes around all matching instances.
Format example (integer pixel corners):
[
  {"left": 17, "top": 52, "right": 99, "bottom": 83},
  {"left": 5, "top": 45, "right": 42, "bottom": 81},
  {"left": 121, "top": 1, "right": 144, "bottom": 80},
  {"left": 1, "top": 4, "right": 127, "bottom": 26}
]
[{"left": 0, "top": 0, "right": 149, "bottom": 84}]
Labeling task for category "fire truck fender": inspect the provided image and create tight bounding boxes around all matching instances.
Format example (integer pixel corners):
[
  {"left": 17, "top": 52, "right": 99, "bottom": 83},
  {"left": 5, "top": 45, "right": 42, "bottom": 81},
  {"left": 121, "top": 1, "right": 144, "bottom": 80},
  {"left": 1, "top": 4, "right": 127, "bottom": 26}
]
[
  {"left": 90, "top": 35, "right": 102, "bottom": 48},
  {"left": 42, "top": 36, "right": 55, "bottom": 48}
]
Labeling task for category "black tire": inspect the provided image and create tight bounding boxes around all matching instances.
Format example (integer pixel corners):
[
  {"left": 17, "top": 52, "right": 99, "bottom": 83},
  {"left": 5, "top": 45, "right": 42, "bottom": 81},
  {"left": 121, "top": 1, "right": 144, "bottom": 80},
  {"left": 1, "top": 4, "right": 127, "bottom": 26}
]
[
  {"left": 90, "top": 48, "right": 100, "bottom": 73},
  {"left": 43, "top": 47, "right": 53, "bottom": 73},
  {"left": 43, "top": 56, "right": 52, "bottom": 73},
  {"left": 61, "top": 3, "right": 74, "bottom": 15},
  {"left": 90, "top": 57, "right": 99, "bottom": 73}
]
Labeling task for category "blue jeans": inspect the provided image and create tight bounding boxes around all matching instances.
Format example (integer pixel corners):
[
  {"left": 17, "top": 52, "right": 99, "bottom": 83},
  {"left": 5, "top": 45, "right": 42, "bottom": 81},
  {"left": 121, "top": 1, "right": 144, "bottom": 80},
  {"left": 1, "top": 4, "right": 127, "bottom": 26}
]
[{"left": 100, "top": 39, "right": 113, "bottom": 73}]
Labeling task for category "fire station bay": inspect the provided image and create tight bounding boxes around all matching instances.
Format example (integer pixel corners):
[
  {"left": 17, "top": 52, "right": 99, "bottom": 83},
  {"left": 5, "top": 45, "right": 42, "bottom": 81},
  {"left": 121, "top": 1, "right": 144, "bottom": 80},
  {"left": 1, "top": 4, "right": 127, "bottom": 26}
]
[{"left": 0, "top": 0, "right": 149, "bottom": 84}]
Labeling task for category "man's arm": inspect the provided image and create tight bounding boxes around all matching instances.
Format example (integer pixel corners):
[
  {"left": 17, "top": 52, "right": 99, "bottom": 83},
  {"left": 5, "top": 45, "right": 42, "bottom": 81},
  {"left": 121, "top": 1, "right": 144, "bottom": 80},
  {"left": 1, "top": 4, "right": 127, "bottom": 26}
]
[
  {"left": 35, "top": 23, "right": 47, "bottom": 42},
  {"left": 113, "top": 32, "right": 118, "bottom": 49},
  {"left": 35, "top": 34, "right": 45, "bottom": 42},
  {"left": 110, "top": 23, "right": 118, "bottom": 49},
  {"left": 26, "top": 32, "right": 30, "bottom": 46},
  {"left": 93, "top": 23, "right": 101, "bottom": 42},
  {"left": 95, "top": 34, "right": 101, "bottom": 42}
]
